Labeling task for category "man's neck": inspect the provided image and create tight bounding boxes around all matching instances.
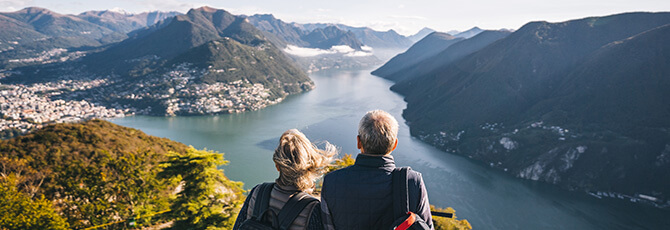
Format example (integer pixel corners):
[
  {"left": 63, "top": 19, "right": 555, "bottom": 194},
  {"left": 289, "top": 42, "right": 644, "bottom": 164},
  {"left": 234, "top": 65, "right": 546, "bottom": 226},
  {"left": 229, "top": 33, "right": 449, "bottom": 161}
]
[{"left": 359, "top": 152, "right": 390, "bottom": 157}]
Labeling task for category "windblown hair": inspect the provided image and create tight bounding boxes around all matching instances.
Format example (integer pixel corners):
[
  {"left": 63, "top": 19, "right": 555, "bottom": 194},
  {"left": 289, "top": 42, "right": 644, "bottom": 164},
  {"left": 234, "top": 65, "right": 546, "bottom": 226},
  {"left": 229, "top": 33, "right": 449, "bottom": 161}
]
[
  {"left": 273, "top": 129, "right": 337, "bottom": 192},
  {"left": 358, "top": 110, "right": 399, "bottom": 155}
]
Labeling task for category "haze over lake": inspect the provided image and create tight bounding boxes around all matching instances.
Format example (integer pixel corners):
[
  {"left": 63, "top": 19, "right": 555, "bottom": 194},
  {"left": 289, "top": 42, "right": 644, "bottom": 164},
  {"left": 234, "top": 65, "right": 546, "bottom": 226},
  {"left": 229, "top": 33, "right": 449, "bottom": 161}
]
[{"left": 113, "top": 67, "right": 670, "bottom": 229}]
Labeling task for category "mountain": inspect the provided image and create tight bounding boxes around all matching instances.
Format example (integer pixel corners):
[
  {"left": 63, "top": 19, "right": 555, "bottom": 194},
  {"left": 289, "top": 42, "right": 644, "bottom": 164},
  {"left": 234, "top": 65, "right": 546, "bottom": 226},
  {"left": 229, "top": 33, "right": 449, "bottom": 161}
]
[
  {"left": 81, "top": 6, "right": 266, "bottom": 71},
  {"left": 299, "top": 23, "right": 413, "bottom": 49},
  {"left": 343, "top": 26, "right": 413, "bottom": 48},
  {"left": 0, "top": 7, "right": 127, "bottom": 68},
  {"left": 77, "top": 10, "right": 181, "bottom": 33},
  {"left": 245, "top": 14, "right": 379, "bottom": 72},
  {"left": 453, "top": 26, "right": 484, "bottom": 38},
  {"left": 246, "top": 14, "right": 308, "bottom": 47},
  {"left": 408, "top": 27, "right": 436, "bottom": 42},
  {"left": 301, "top": 25, "right": 363, "bottom": 50},
  {"left": 1, "top": 7, "right": 124, "bottom": 43},
  {"left": 247, "top": 14, "right": 365, "bottom": 50},
  {"left": 2, "top": 6, "right": 312, "bottom": 116},
  {"left": 168, "top": 37, "right": 311, "bottom": 96},
  {"left": 390, "top": 12, "right": 670, "bottom": 200},
  {"left": 371, "top": 32, "right": 463, "bottom": 80},
  {"left": 376, "top": 30, "right": 511, "bottom": 82}
]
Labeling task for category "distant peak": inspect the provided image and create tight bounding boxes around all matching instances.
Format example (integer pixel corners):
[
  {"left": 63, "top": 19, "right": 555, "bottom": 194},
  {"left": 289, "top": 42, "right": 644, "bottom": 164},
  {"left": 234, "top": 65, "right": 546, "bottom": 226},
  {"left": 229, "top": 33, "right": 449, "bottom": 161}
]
[
  {"left": 427, "top": 31, "right": 455, "bottom": 39},
  {"left": 386, "top": 29, "right": 400, "bottom": 34},
  {"left": 188, "top": 6, "right": 232, "bottom": 16},
  {"left": 18, "top": 6, "right": 54, "bottom": 14},
  {"left": 252, "top": 14, "right": 277, "bottom": 20},
  {"left": 418, "top": 27, "right": 434, "bottom": 32},
  {"left": 462, "top": 26, "right": 484, "bottom": 33},
  {"left": 195, "top": 6, "right": 218, "bottom": 12}
]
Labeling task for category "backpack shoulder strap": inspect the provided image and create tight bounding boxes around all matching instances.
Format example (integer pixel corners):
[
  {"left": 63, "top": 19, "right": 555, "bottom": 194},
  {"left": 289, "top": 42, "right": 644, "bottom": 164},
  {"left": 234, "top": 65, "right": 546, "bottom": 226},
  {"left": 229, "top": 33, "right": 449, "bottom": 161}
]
[
  {"left": 392, "top": 167, "right": 410, "bottom": 218},
  {"left": 251, "top": 182, "right": 275, "bottom": 221},
  {"left": 277, "top": 192, "right": 319, "bottom": 230}
]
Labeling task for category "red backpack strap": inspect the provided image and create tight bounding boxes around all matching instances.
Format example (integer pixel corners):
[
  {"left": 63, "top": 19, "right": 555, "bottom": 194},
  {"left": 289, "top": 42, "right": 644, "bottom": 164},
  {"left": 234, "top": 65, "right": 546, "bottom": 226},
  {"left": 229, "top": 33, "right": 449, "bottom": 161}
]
[{"left": 394, "top": 212, "right": 417, "bottom": 230}]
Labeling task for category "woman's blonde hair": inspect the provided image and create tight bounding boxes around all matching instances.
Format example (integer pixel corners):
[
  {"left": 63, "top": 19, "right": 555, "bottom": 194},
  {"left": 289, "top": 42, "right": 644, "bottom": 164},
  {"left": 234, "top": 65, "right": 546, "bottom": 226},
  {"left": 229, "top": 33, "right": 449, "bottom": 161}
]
[{"left": 273, "top": 129, "right": 336, "bottom": 191}]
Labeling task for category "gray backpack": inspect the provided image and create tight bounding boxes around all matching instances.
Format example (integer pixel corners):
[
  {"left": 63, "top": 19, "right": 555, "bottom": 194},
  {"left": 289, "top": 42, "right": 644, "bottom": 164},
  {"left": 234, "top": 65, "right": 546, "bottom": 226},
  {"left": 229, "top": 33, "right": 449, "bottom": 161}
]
[{"left": 239, "top": 183, "right": 318, "bottom": 230}]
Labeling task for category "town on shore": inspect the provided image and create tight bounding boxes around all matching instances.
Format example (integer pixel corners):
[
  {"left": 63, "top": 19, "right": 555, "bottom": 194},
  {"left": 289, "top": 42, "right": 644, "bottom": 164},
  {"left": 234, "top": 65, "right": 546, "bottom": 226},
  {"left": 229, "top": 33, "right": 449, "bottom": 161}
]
[{"left": 0, "top": 71, "right": 289, "bottom": 139}]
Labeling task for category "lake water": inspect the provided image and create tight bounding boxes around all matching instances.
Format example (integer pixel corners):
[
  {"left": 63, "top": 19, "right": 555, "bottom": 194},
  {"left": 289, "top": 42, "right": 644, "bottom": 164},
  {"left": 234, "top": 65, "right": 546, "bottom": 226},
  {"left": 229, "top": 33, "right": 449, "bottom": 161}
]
[{"left": 112, "top": 67, "right": 669, "bottom": 229}]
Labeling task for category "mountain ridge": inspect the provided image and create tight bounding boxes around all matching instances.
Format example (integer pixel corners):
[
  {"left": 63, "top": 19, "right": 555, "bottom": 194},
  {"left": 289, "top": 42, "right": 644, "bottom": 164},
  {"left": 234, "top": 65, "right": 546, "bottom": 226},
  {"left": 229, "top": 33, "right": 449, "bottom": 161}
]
[
  {"left": 77, "top": 10, "right": 181, "bottom": 33},
  {"left": 297, "top": 22, "right": 413, "bottom": 48},
  {"left": 1, "top": 6, "right": 312, "bottom": 116},
  {"left": 377, "top": 30, "right": 511, "bottom": 82},
  {"left": 385, "top": 12, "right": 670, "bottom": 201},
  {"left": 0, "top": 7, "right": 127, "bottom": 68},
  {"left": 371, "top": 32, "right": 463, "bottom": 79},
  {"left": 408, "top": 27, "right": 436, "bottom": 42}
]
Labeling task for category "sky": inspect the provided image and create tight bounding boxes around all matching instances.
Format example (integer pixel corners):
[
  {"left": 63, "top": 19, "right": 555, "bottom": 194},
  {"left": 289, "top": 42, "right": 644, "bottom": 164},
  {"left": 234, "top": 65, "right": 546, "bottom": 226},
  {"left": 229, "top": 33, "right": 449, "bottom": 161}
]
[{"left": 1, "top": 0, "right": 669, "bottom": 35}]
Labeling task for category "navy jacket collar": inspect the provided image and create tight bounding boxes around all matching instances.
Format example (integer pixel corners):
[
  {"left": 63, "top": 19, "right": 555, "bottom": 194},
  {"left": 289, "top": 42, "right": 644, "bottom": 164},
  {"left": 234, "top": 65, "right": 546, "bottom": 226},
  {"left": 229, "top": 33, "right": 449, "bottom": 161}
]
[{"left": 354, "top": 153, "right": 396, "bottom": 170}]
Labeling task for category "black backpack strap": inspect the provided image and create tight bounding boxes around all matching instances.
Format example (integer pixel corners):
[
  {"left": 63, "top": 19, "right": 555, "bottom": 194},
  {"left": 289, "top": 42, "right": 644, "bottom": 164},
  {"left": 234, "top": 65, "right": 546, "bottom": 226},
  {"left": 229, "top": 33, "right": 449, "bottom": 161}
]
[
  {"left": 392, "top": 167, "right": 410, "bottom": 218},
  {"left": 277, "top": 192, "right": 319, "bottom": 230},
  {"left": 431, "top": 211, "right": 453, "bottom": 218},
  {"left": 251, "top": 182, "right": 275, "bottom": 221}
]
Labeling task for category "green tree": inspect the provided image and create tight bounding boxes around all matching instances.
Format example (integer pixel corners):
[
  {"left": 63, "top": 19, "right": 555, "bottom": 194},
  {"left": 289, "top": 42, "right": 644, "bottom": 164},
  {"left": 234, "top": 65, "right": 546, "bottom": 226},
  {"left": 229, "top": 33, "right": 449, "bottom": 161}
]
[
  {"left": 0, "top": 120, "right": 189, "bottom": 228},
  {"left": 326, "top": 153, "right": 356, "bottom": 173},
  {"left": 159, "top": 147, "right": 245, "bottom": 230},
  {"left": 431, "top": 205, "right": 472, "bottom": 230},
  {"left": 0, "top": 176, "right": 69, "bottom": 230}
]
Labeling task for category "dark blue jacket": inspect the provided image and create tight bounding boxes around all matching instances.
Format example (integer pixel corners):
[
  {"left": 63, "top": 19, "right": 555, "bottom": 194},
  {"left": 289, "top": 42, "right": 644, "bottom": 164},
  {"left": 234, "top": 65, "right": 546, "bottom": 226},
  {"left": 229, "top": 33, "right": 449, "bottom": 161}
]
[{"left": 321, "top": 154, "right": 433, "bottom": 230}]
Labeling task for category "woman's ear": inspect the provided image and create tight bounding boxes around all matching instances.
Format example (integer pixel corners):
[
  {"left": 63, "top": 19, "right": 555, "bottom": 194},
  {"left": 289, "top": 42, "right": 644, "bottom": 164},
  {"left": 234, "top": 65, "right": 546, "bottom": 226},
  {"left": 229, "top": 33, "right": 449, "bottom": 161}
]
[
  {"left": 275, "top": 164, "right": 280, "bottom": 172},
  {"left": 392, "top": 139, "right": 398, "bottom": 151}
]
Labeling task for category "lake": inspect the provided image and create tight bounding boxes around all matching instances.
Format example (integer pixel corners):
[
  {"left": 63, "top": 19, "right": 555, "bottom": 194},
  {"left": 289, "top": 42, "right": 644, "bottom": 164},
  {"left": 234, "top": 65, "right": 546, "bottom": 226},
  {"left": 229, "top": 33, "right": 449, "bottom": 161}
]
[{"left": 112, "top": 67, "right": 669, "bottom": 229}]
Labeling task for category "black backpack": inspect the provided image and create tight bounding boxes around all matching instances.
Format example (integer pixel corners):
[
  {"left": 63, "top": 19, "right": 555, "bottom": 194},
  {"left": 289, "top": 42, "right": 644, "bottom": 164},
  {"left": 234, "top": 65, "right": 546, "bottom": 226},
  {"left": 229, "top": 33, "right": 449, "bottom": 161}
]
[
  {"left": 389, "top": 167, "right": 431, "bottom": 230},
  {"left": 239, "top": 182, "right": 319, "bottom": 230}
]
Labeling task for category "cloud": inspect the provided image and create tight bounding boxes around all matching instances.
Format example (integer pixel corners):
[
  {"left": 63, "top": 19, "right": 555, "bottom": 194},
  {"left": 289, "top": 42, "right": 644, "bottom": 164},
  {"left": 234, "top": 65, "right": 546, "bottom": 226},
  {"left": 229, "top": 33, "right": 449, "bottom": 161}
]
[
  {"left": 284, "top": 45, "right": 336, "bottom": 57},
  {"left": 0, "top": 0, "right": 34, "bottom": 12},
  {"left": 390, "top": 15, "right": 429, "bottom": 20},
  {"left": 137, "top": 0, "right": 203, "bottom": 12},
  {"left": 283, "top": 45, "right": 373, "bottom": 57},
  {"left": 109, "top": 7, "right": 129, "bottom": 14},
  {"left": 224, "top": 6, "right": 273, "bottom": 16}
]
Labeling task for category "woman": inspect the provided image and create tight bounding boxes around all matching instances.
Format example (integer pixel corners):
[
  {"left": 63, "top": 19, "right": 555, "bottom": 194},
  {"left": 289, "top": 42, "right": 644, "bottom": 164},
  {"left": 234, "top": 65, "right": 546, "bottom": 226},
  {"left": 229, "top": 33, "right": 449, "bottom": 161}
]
[{"left": 233, "top": 129, "right": 336, "bottom": 230}]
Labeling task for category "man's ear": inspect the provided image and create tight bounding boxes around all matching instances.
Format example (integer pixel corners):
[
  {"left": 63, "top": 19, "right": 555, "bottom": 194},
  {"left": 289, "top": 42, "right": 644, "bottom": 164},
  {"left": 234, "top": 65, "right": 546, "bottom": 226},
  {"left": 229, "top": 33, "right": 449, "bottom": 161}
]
[{"left": 357, "top": 135, "right": 364, "bottom": 153}]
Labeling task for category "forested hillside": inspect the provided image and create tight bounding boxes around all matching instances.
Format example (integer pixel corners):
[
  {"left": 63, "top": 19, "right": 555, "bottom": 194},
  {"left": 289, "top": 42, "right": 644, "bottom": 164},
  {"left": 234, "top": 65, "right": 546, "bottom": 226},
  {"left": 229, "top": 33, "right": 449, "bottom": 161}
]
[{"left": 0, "top": 120, "right": 244, "bottom": 229}]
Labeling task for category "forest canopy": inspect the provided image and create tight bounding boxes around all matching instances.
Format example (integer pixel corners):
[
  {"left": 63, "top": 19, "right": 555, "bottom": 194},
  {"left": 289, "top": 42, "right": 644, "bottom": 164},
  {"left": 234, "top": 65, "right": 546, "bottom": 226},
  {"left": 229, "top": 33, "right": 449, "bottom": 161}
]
[{"left": 0, "top": 120, "right": 244, "bottom": 229}]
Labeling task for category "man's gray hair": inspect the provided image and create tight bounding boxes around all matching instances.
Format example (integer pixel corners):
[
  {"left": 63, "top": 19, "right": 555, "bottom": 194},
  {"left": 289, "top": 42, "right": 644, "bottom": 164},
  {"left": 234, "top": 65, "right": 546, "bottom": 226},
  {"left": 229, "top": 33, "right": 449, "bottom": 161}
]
[{"left": 358, "top": 110, "right": 399, "bottom": 155}]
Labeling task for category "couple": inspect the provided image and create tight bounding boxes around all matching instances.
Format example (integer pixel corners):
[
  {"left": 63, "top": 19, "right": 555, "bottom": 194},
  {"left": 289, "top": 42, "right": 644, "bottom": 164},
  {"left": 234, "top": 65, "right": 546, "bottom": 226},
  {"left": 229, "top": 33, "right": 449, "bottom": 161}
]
[{"left": 233, "top": 110, "right": 434, "bottom": 230}]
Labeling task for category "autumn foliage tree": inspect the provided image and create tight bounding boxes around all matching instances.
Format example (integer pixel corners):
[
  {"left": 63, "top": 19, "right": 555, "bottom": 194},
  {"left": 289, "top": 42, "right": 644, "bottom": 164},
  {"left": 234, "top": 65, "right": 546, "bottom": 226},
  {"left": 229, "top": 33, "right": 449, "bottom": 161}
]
[
  {"left": 0, "top": 176, "right": 68, "bottom": 230},
  {"left": 159, "top": 148, "right": 245, "bottom": 230},
  {"left": 0, "top": 120, "right": 189, "bottom": 228}
]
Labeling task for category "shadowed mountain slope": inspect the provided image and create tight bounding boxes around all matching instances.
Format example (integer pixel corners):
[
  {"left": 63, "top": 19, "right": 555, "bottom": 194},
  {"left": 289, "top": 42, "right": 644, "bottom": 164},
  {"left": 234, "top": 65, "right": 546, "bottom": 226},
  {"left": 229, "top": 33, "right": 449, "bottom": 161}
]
[{"left": 388, "top": 12, "right": 670, "bottom": 199}]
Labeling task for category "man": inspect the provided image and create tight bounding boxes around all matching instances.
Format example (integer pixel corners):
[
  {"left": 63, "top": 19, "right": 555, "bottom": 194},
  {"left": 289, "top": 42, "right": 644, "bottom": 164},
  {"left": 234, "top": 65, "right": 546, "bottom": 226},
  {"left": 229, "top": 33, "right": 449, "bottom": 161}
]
[{"left": 321, "top": 110, "right": 433, "bottom": 230}]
